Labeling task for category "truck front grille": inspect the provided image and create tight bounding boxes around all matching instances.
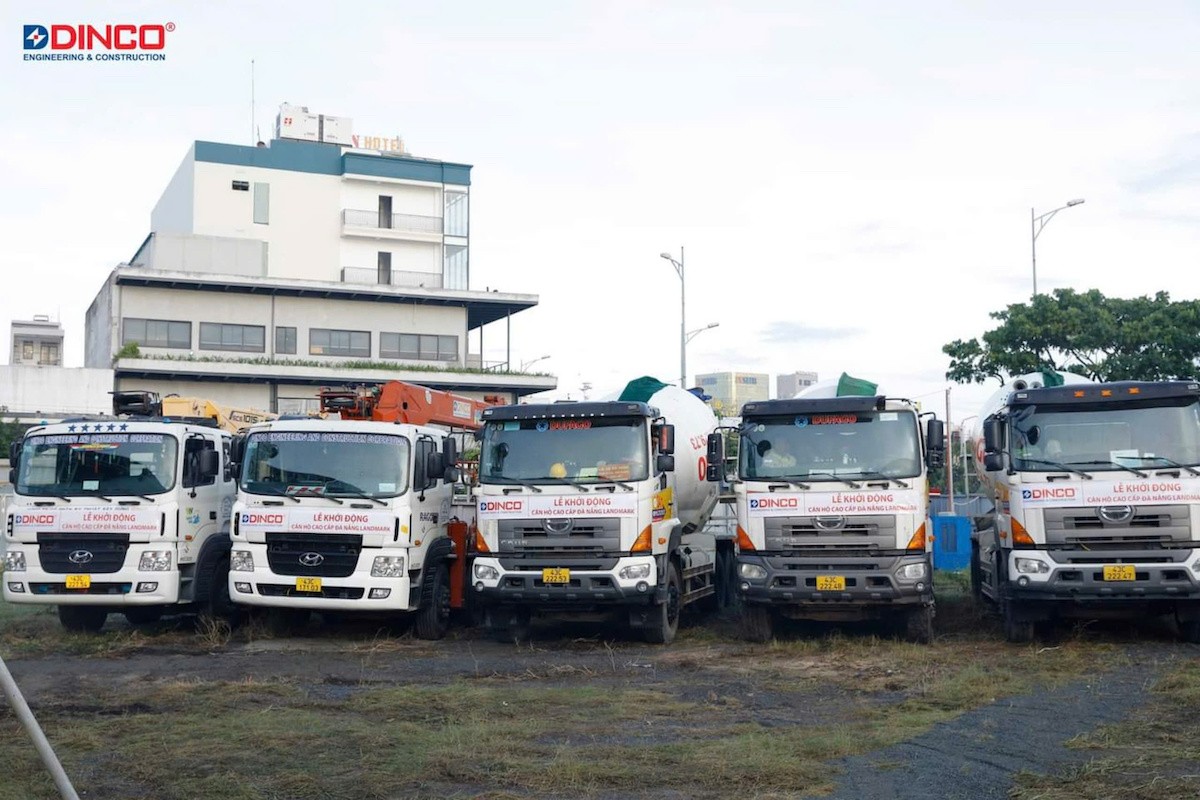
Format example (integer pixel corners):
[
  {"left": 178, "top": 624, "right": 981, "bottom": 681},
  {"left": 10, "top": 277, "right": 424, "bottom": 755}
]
[
  {"left": 1043, "top": 505, "right": 1191, "bottom": 549},
  {"left": 497, "top": 517, "right": 622, "bottom": 555},
  {"left": 763, "top": 515, "right": 897, "bottom": 555},
  {"left": 37, "top": 533, "right": 130, "bottom": 574},
  {"left": 265, "top": 533, "right": 362, "bottom": 578}
]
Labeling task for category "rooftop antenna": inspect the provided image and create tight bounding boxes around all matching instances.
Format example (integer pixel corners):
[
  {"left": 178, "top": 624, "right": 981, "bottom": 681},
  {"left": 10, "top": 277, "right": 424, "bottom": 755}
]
[{"left": 250, "top": 58, "right": 255, "bottom": 145}]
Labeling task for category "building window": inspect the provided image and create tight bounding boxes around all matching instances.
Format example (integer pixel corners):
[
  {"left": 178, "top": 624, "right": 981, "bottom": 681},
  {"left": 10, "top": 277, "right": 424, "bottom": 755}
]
[
  {"left": 39, "top": 343, "right": 59, "bottom": 364},
  {"left": 123, "top": 318, "right": 191, "bottom": 349},
  {"left": 253, "top": 182, "right": 270, "bottom": 225},
  {"left": 275, "top": 326, "right": 297, "bottom": 355},
  {"left": 378, "top": 195, "right": 392, "bottom": 229},
  {"left": 199, "top": 322, "right": 265, "bottom": 353},
  {"left": 380, "top": 332, "right": 457, "bottom": 361},
  {"left": 310, "top": 328, "right": 370, "bottom": 358},
  {"left": 21, "top": 342, "right": 34, "bottom": 361},
  {"left": 378, "top": 251, "right": 392, "bottom": 285},
  {"left": 444, "top": 244, "right": 468, "bottom": 291},
  {"left": 445, "top": 191, "right": 468, "bottom": 237}
]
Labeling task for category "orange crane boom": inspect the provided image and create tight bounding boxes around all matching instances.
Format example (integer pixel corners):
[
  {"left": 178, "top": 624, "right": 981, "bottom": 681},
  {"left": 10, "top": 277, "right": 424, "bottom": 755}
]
[{"left": 318, "top": 382, "right": 502, "bottom": 429}]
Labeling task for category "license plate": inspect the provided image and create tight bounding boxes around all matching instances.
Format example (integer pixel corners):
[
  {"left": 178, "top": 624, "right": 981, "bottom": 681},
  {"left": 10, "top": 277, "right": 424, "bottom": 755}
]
[
  {"left": 65, "top": 574, "right": 91, "bottom": 590},
  {"left": 542, "top": 568, "right": 571, "bottom": 585},
  {"left": 1103, "top": 565, "right": 1136, "bottom": 582},
  {"left": 295, "top": 577, "right": 323, "bottom": 593},
  {"left": 816, "top": 575, "right": 846, "bottom": 591}
]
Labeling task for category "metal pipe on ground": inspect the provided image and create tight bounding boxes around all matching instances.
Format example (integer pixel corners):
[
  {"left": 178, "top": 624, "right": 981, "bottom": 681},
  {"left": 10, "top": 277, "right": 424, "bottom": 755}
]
[{"left": 0, "top": 653, "right": 81, "bottom": 800}]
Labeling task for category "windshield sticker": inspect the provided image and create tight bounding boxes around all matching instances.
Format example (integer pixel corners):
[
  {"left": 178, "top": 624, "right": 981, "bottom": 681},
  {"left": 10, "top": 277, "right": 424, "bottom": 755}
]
[
  {"left": 69, "top": 442, "right": 120, "bottom": 451},
  {"left": 879, "top": 412, "right": 898, "bottom": 421},
  {"left": 535, "top": 421, "right": 549, "bottom": 432},
  {"left": 812, "top": 414, "right": 860, "bottom": 425},
  {"left": 36, "top": 433, "right": 166, "bottom": 446},
  {"left": 256, "top": 432, "right": 399, "bottom": 444},
  {"left": 1110, "top": 449, "right": 1139, "bottom": 467},
  {"left": 82, "top": 480, "right": 99, "bottom": 491},
  {"left": 597, "top": 463, "right": 632, "bottom": 481},
  {"left": 286, "top": 485, "right": 327, "bottom": 495},
  {"left": 550, "top": 420, "right": 592, "bottom": 430},
  {"left": 378, "top": 482, "right": 397, "bottom": 492},
  {"left": 794, "top": 417, "right": 809, "bottom": 427},
  {"left": 503, "top": 422, "right": 520, "bottom": 431}
]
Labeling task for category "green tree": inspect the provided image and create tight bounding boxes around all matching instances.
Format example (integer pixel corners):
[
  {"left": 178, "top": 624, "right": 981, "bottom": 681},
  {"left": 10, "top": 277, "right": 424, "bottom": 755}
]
[
  {"left": 0, "top": 406, "right": 25, "bottom": 459},
  {"left": 943, "top": 289, "right": 1200, "bottom": 384}
]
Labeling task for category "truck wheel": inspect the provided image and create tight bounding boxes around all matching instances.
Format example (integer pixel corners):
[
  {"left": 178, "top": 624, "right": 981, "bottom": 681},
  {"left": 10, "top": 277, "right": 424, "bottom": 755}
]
[
  {"left": 1177, "top": 618, "right": 1200, "bottom": 644},
  {"left": 414, "top": 562, "right": 451, "bottom": 640},
  {"left": 1002, "top": 602, "right": 1035, "bottom": 643},
  {"left": 969, "top": 541, "right": 984, "bottom": 604},
  {"left": 201, "top": 556, "right": 243, "bottom": 627},
  {"left": 123, "top": 606, "right": 165, "bottom": 626},
  {"left": 739, "top": 604, "right": 773, "bottom": 643},
  {"left": 904, "top": 606, "right": 935, "bottom": 644},
  {"left": 715, "top": 546, "right": 737, "bottom": 610},
  {"left": 644, "top": 561, "right": 682, "bottom": 644},
  {"left": 58, "top": 606, "right": 107, "bottom": 633}
]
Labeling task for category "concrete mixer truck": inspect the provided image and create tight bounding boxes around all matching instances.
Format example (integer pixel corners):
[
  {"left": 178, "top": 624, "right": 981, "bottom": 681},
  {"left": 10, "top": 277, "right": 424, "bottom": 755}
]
[
  {"left": 470, "top": 377, "right": 722, "bottom": 644},
  {"left": 972, "top": 372, "right": 1200, "bottom": 642},
  {"left": 725, "top": 375, "right": 946, "bottom": 642}
]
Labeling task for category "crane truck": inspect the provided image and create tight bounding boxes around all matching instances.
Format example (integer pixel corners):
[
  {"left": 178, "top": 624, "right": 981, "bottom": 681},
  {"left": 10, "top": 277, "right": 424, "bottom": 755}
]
[
  {"left": 225, "top": 381, "right": 496, "bottom": 638},
  {"left": 470, "top": 376, "right": 723, "bottom": 644},
  {"left": 726, "top": 377, "right": 945, "bottom": 643},
  {"left": 972, "top": 372, "right": 1200, "bottom": 642},
  {"left": 3, "top": 391, "right": 250, "bottom": 631}
]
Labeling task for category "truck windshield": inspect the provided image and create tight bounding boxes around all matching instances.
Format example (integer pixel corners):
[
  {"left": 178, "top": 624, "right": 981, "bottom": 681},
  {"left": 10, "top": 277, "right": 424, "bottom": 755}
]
[
  {"left": 16, "top": 432, "right": 178, "bottom": 497},
  {"left": 240, "top": 431, "right": 409, "bottom": 498},
  {"left": 480, "top": 417, "right": 649, "bottom": 483},
  {"left": 1009, "top": 398, "right": 1200, "bottom": 473},
  {"left": 740, "top": 410, "right": 921, "bottom": 481}
]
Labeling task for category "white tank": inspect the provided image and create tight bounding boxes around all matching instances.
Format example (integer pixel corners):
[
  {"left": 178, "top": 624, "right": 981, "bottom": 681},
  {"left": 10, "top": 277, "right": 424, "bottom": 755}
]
[{"left": 614, "top": 377, "right": 719, "bottom": 533}]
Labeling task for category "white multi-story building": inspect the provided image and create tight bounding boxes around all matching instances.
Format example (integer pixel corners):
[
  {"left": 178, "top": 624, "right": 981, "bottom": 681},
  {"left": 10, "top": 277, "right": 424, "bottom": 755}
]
[
  {"left": 777, "top": 370, "right": 819, "bottom": 399},
  {"left": 11, "top": 316, "right": 63, "bottom": 366},
  {"left": 695, "top": 371, "right": 770, "bottom": 417},
  {"left": 85, "top": 106, "right": 554, "bottom": 412}
]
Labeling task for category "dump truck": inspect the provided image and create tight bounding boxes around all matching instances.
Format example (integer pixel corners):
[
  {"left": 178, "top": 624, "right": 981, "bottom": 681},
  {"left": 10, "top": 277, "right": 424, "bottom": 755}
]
[
  {"left": 727, "top": 375, "right": 945, "bottom": 642},
  {"left": 3, "top": 391, "right": 242, "bottom": 631},
  {"left": 973, "top": 371, "right": 1200, "bottom": 642},
  {"left": 470, "top": 376, "right": 722, "bottom": 644},
  {"left": 226, "top": 381, "right": 496, "bottom": 638}
]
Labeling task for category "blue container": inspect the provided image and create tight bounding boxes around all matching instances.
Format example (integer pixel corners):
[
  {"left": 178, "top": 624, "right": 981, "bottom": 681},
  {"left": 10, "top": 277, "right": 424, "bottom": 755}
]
[{"left": 932, "top": 514, "right": 971, "bottom": 571}]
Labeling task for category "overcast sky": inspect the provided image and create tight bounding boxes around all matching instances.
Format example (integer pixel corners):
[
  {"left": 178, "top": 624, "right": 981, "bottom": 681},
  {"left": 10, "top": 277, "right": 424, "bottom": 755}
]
[{"left": 3, "top": 1, "right": 1199, "bottom": 422}]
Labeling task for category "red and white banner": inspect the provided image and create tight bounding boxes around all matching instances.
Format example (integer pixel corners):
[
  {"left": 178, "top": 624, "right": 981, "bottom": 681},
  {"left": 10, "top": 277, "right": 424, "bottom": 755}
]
[
  {"left": 238, "top": 509, "right": 394, "bottom": 534},
  {"left": 11, "top": 507, "right": 160, "bottom": 534},
  {"left": 747, "top": 489, "right": 923, "bottom": 517},
  {"left": 478, "top": 494, "right": 637, "bottom": 520},
  {"left": 1018, "top": 479, "right": 1200, "bottom": 508}
]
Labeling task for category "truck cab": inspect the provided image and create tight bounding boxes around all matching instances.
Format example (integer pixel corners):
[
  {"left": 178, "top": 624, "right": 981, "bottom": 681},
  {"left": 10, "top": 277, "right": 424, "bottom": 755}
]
[
  {"left": 4, "top": 413, "right": 233, "bottom": 631},
  {"left": 227, "top": 417, "right": 461, "bottom": 638},
  {"left": 731, "top": 394, "right": 944, "bottom": 642}
]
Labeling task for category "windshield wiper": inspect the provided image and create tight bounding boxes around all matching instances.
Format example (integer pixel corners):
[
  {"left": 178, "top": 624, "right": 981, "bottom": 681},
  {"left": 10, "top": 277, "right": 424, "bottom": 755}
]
[
  {"left": 1119, "top": 455, "right": 1200, "bottom": 477},
  {"left": 534, "top": 476, "right": 591, "bottom": 492},
  {"left": 804, "top": 471, "right": 862, "bottom": 489},
  {"left": 1068, "top": 460, "right": 1149, "bottom": 478},
  {"left": 485, "top": 476, "right": 543, "bottom": 493},
  {"left": 247, "top": 485, "right": 301, "bottom": 503},
  {"left": 768, "top": 479, "right": 811, "bottom": 491},
  {"left": 1019, "top": 457, "right": 1094, "bottom": 480},
  {"left": 327, "top": 483, "right": 387, "bottom": 506},
  {"left": 847, "top": 470, "right": 910, "bottom": 488},
  {"left": 594, "top": 479, "right": 635, "bottom": 491}
]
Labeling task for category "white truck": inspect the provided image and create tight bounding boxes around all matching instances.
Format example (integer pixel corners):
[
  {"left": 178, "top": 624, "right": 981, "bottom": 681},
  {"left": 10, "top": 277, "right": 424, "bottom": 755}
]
[
  {"left": 470, "top": 377, "right": 722, "bottom": 644},
  {"left": 728, "top": 383, "right": 945, "bottom": 642},
  {"left": 225, "top": 381, "right": 483, "bottom": 639},
  {"left": 3, "top": 391, "right": 236, "bottom": 631},
  {"left": 972, "top": 372, "right": 1200, "bottom": 642}
]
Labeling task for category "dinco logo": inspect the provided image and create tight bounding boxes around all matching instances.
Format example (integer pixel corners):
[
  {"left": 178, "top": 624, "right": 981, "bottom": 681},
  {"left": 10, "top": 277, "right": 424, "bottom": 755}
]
[
  {"left": 241, "top": 513, "right": 285, "bottom": 525},
  {"left": 480, "top": 500, "right": 523, "bottom": 512},
  {"left": 15, "top": 514, "right": 57, "bottom": 525},
  {"left": 749, "top": 497, "right": 800, "bottom": 510},
  {"left": 1021, "top": 487, "right": 1077, "bottom": 500},
  {"left": 22, "top": 22, "right": 174, "bottom": 62}
]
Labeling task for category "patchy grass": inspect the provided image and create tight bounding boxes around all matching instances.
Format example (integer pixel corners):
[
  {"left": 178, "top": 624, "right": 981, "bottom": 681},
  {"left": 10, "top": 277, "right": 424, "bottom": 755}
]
[{"left": 1011, "top": 661, "right": 1200, "bottom": 800}]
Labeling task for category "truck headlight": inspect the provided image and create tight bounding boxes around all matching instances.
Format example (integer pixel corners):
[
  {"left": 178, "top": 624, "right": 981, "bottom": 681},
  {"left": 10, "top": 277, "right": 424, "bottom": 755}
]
[
  {"left": 371, "top": 556, "right": 406, "bottom": 578},
  {"left": 739, "top": 563, "right": 768, "bottom": 580},
  {"left": 4, "top": 552, "right": 26, "bottom": 572},
  {"left": 473, "top": 563, "right": 499, "bottom": 581},
  {"left": 138, "top": 550, "right": 172, "bottom": 571},
  {"left": 1015, "top": 557, "right": 1050, "bottom": 575},
  {"left": 230, "top": 550, "right": 254, "bottom": 572},
  {"left": 618, "top": 563, "right": 652, "bottom": 580},
  {"left": 897, "top": 563, "right": 928, "bottom": 581}
]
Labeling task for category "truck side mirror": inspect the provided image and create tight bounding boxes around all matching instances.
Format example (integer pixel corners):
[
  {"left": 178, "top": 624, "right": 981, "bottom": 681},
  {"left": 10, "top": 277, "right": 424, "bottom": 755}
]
[
  {"left": 426, "top": 452, "right": 445, "bottom": 488},
  {"left": 199, "top": 449, "right": 220, "bottom": 480},
  {"left": 656, "top": 453, "right": 675, "bottom": 473},
  {"left": 983, "top": 453, "right": 1005, "bottom": 471},
  {"left": 441, "top": 438, "right": 460, "bottom": 482},
  {"left": 657, "top": 424, "right": 675, "bottom": 456},
  {"left": 7, "top": 468, "right": 15, "bottom": 484},
  {"left": 8, "top": 441, "right": 19, "bottom": 464},
  {"left": 229, "top": 435, "right": 246, "bottom": 468},
  {"left": 705, "top": 432, "right": 724, "bottom": 482},
  {"left": 982, "top": 418, "right": 1003, "bottom": 453},
  {"left": 925, "top": 418, "right": 945, "bottom": 469}
]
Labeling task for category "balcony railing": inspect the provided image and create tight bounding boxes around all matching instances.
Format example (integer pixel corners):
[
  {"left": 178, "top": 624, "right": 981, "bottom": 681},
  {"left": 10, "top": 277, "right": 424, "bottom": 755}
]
[
  {"left": 342, "top": 209, "right": 443, "bottom": 235},
  {"left": 341, "top": 266, "right": 443, "bottom": 289}
]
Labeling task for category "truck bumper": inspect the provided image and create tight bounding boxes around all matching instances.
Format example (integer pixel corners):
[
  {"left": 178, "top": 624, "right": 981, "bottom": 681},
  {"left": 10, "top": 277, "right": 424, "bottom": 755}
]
[
  {"left": 228, "top": 544, "right": 415, "bottom": 612},
  {"left": 469, "top": 555, "right": 662, "bottom": 608},
  {"left": 736, "top": 552, "right": 933, "bottom": 609},
  {"left": 1005, "top": 548, "right": 1200, "bottom": 604},
  {"left": 2, "top": 544, "right": 181, "bottom": 605}
]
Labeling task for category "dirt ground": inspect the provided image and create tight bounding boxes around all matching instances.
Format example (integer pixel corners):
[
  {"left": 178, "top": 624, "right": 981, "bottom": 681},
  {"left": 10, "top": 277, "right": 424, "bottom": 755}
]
[{"left": 2, "top": 585, "right": 1198, "bottom": 799}]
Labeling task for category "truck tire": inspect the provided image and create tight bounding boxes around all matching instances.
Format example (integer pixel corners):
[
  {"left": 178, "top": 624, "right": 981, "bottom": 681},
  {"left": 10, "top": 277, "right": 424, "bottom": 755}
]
[
  {"left": 904, "top": 606, "right": 935, "bottom": 644},
  {"left": 715, "top": 545, "right": 737, "bottom": 610},
  {"left": 644, "top": 561, "right": 682, "bottom": 644},
  {"left": 414, "top": 561, "right": 451, "bottom": 640},
  {"left": 739, "top": 604, "right": 773, "bottom": 643},
  {"left": 1177, "top": 617, "right": 1200, "bottom": 644},
  {"left": 123, "top": 606, "right": 165, "bottom": 626},
  {"left": 58, "top": 605, "right": 107, "bottom": 633},
  {"left": 201, "top": 556, "right": 242, "bottom": 627},
  {"left": 969, "top": 541, "right": 984, "bottom": 604},
  {"left": 1002, "top": 601, "right": 1035, "bottom": 643}
]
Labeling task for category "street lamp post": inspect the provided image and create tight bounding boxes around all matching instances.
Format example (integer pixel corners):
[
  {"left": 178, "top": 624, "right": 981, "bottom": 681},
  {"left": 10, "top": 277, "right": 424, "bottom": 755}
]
[
  {"left": 1031, "top": 198, "right": 1084, "bottom": 297},
  {"left": 685, "top": 322, "right": 719, "bottom": 345},
  {"left": 519, "top": 355, "right": 550, "bottom": 372},
  {"left": 660, "top": 248, "right": 686, "bottom": 387}
]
